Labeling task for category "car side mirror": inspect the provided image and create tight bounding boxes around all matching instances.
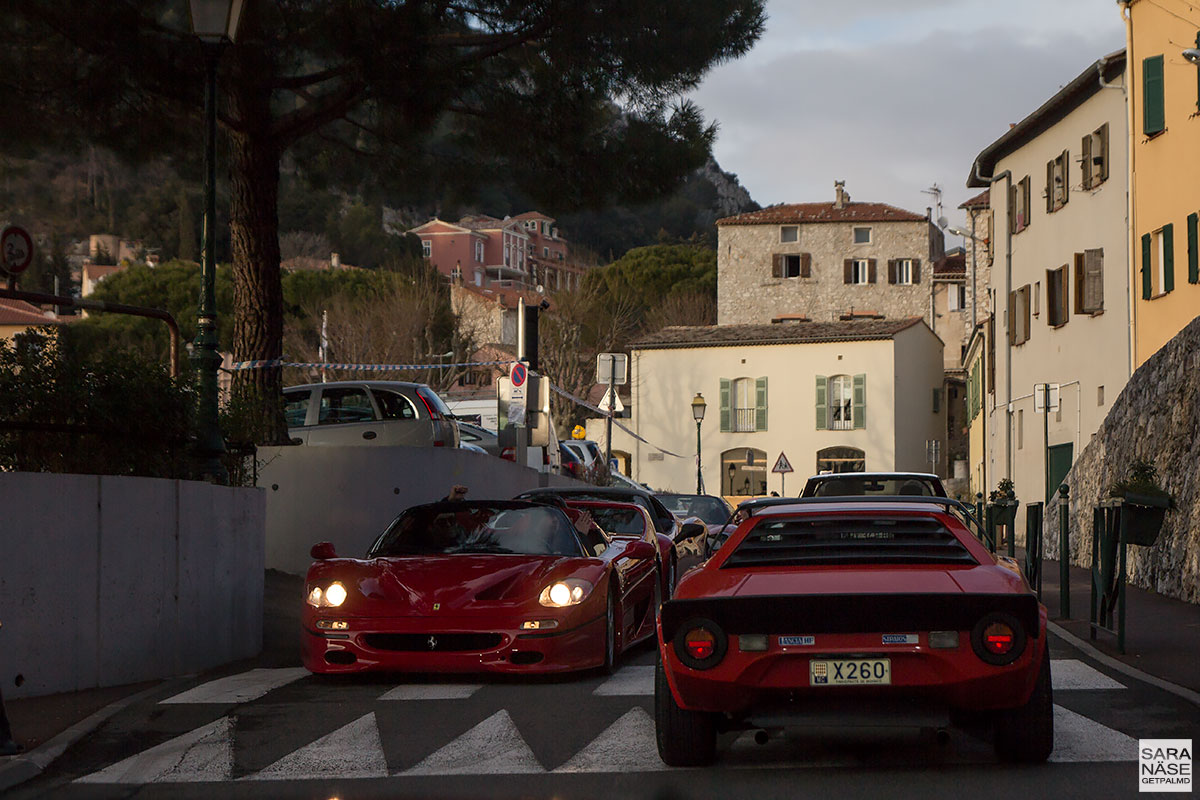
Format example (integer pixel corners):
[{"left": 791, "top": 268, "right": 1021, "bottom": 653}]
[
  {"left": 623, "top": 540, "right": 657, "bottom": 561},
  {"left": 676, "top": 521, "right": 705, "bottom": 542},
  {"left": 311, "top": 542, "right": 337, "bottom": 560}
]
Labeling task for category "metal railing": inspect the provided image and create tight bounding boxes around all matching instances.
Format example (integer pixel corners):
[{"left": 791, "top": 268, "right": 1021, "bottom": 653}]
[
  {"left": 1091, "top": 500, "right": 1129, "bottom": 653},
  {"left": 732, "top": 408, "right": 756, "bottom": 432}
]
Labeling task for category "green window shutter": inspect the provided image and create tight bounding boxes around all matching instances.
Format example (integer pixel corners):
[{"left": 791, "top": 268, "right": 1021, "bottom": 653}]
[
  {"left": 852, "top": 373, "right": 866, "bottom": 430},
  {"left": 815, "top": 375, "right": 827, "bottom": 430},
  {"left": 719, "top": 378, "right": 730, "bottom": 433},
  {"left": 1189, "top": 213, "right": 1199, "bottom": 284},
  {"left": 1142, "top": 233, "right": 1152, "bottom": 300},
  {"left": 1164, "top": 223, "right": 1175, "bottom": 293},
  {"left": 755, "top": 376, "right": 768, "bottom": 431},
  {"left": 1144, "top": 55, "right": 1165, "bottom": 136}
]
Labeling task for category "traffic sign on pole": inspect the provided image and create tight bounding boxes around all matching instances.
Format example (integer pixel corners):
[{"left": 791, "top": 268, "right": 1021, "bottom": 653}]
[
  {"left": 772, "top": 452, "right": 794, "bottom": 474},
  {"left": 0, "top": 226, "right": 34, "bottom": 276}
]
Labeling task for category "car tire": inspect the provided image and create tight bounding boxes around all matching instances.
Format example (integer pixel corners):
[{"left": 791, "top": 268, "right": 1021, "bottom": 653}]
[
  {"left": 993, "top": 642, "right": 1053, "bottom": 763},
  {"left": 601, "top": 589, "right": 618, "bottom": 675},
  {"left": 655, "top": 655, "right": 717, "bottom": 766}
]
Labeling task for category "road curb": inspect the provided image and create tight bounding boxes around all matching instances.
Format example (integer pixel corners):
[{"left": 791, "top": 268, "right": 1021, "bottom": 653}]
[
  {"left": 1048, "top": 621, "right": 1200, "bottom": 707},
  {"left": 0, "top": 683, "right": 164, "bottom": 793}
]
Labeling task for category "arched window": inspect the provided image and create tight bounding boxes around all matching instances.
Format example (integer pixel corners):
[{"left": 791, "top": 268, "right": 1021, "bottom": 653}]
[
  {"left": 722, "top": 447, "right": 768, "bottom": 497},
  {"left": 816, "top": 446, "right": 865, "bottom": 474}
]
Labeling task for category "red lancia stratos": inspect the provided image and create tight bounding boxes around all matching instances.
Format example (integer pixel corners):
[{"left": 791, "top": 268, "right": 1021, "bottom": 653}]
[
  {"left": 303, "top": 500, "right": 660, "bottom": 675},
  {"left": 655, "top": 496, "right": 1052, "bottom": 766}
]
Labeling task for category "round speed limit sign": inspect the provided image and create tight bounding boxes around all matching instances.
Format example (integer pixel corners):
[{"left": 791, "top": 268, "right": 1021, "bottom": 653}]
[{"left": 0, "top": 225, "right": 33, "bottom": 275}]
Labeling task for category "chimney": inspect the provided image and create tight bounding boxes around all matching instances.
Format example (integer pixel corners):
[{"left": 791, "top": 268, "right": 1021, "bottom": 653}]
[
  {"left": 331, "top": 252, "right": 340, "bottom": 269},
  {"left": 834, "top": 181, "right": 848, "bottom": 210}
]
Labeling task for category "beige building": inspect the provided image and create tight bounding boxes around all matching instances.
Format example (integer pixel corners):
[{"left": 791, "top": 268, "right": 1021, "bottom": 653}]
[
  {"left": 600, "top": 318, "right": 944, "bottom": 497},
  {"left": 966, "top": 50, "right": 1131, "bottom": 516},
  {"left": 716, "top": 182, "right": 946, "bottom": 328}
]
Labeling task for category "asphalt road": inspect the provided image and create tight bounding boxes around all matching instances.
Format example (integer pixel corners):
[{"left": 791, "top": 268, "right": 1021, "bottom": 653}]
[{"left": 7, "top": 629, "right": 1198, "bottom": 800}]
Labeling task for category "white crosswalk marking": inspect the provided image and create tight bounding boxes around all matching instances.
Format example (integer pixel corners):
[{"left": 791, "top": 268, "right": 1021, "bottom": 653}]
[
  {"left": 1049, "top": 704, "right": 1138, "bottom": 762},
  {"left": 250, "top": 713, "right": 388, "bottom": 780},
  {"left": 160, "top": 668, "right": 309, "bottom": 704},
  {"left": 76, "top": 717, "right": 234, "bottom": 784},
  {"left": 1051, "top": 659, "right": 1125, "bottom": 690},
  {"left": 593, "top": 665, "right": 655, "bottom": 696},
  {"left": 403, "top": 710, "right": 544, "bottom": 775},
  {"left": 379, "top": 683, "right": 483, "bottom": 701},
  {"left": 554, "top": 708, "right": 668, "bottom": 772}
]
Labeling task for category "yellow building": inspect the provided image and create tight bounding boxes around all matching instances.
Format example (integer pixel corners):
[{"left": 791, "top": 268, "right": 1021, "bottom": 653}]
[
  {"left": 1121, "top": 0, "right": 1200, "bottom": 366},
  {"left": 963, "top": 319, "right": 991, "bottom": 501}
]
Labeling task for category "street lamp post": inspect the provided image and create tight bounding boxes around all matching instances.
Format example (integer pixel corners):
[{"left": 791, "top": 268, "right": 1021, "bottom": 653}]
[
  {"left": 691, "top": 393, "right": 706, "bottom": 495},
  {"left": 188, "top": 0, "right": 244, "bottom": 483}
]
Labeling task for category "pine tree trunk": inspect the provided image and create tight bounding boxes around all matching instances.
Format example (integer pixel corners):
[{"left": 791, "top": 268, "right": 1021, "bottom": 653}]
[{"left": 228, "top": 91, "right": 287, "bottom": 445}]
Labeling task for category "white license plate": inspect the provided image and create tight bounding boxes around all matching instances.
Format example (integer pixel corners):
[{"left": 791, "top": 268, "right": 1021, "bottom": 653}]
[{"left": 810, "top": 658, "right": 891, "bottom": 686}]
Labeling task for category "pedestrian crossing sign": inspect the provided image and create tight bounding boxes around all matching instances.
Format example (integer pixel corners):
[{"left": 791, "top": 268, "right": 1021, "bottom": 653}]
[{"left": 772, "top": 452, "right": 794, "bottom": 474}]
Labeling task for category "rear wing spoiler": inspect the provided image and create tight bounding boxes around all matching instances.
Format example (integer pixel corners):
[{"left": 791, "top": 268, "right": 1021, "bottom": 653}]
[{"left": 733, "top": 496, "right": 986, "bottom": 540}]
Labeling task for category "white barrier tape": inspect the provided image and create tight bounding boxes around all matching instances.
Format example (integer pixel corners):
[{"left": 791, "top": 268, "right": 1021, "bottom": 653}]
[
  {"left": 549, "top": 383, "right": 686, "bottom": 459},
  {"left": 228, "top": 359, "right": 512, "bottom": 371}
]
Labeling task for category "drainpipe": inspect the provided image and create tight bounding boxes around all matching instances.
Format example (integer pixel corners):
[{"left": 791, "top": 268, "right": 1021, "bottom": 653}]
[{"left": 1120, "top": 1, "right": 1137, "bottom": 374}]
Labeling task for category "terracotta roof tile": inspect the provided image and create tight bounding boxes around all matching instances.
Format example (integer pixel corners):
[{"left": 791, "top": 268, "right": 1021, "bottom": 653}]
[
  {"left": 934, "top": 253, "right": 967, "bottom": 276},
  {"left": 0, "top": 298, "right": 63, "bottom": 326},
  {"left": 633, "top": 317, "right": 924, "bottom": 349},
  {"left": 959, "top": 189, "right": 991, "bottom": 209},
  {"left": 717, "top": 202, "right": 927, "bottom": 226}
]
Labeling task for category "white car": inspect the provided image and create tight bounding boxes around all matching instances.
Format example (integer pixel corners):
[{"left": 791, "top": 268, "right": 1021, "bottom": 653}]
[{"left": 284, "top": 381, "right": 460, "bottom": 448}]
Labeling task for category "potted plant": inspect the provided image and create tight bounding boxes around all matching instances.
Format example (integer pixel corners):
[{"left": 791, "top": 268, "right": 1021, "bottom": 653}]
[
  {"left": 988, "top": 478, "right": 1019, "bottom": 526},
  {"left": 1107, "top": 459, "right": 1174, "bottom": 546}
]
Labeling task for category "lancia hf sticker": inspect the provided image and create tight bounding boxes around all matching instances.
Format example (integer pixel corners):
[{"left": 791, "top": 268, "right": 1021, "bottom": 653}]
[
  {"left": 882, "top": 634, "right": 919, "bottom": 644},
  {"left": 779, "top": 635, "right": 815, "bottom": 646}
]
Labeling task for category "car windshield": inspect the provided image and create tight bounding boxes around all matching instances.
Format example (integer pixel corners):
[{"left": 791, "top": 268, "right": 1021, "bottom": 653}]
[
  {"left": 805, "top": 477, "right": 941, "bottom": 497},
  {"left": 369, "top": 504, "right": 584, "bottom": 557},
  {"left": 584, "top": 506, "right": 646, "bottom": 536},
  {"left": 658, "top": 494, "right": 731, "bottom": 525}
]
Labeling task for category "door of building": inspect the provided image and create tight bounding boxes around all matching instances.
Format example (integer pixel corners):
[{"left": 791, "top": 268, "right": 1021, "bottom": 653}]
[{"left": 1047, "top": 443, "right": 1073, "bottom": 502}]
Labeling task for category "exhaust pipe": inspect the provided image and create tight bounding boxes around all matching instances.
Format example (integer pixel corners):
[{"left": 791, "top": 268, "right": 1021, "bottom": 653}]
[
  {"left": 935, "top": 728, "right": 951, "bottom": 746},
  {"left": 754, "top": 730, "right": 769, "bottom": 746}
]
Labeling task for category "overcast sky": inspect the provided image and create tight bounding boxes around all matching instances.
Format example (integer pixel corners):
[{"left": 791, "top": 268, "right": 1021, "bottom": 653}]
[{"left": 690, "top": 0, "right": 1127, "bottom": 230}]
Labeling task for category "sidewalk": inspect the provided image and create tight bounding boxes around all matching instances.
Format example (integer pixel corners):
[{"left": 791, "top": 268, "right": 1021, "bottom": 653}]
[{"left": 1016, "top": 545, "right": 1200, "bottom": 695}]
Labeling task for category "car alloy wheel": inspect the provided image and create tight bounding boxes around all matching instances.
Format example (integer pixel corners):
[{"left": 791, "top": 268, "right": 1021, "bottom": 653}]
[{"left": 602, "top": 590, "right": 617, "bottom": 675}]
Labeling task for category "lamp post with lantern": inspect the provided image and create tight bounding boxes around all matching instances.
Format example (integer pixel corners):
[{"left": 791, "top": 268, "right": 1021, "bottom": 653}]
[
  {"left": 691, "top": 392, "right": 706, "bottom": 495},
  {"left": 187, "top": 0, "right": 244, "bottom": 483}
]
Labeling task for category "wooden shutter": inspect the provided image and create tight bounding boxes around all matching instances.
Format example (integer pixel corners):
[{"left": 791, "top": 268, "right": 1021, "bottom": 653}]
[
  {"left": 1144, "top": 55, "right": 1165, "bottom": 135},
  {"left": 1007, "top": 291, "right": 1017, "bottom": 344},
  {"left": 1008, "top": 183, "right": 1017, "bottom": 234},
  {"left": 1021, "top": 176, "right": 1031, "bottom": 228},
  {"left": 1163, "top": 222, "right": 1175, "bottom": 293},
  {"left": 1061, "top": 149, "right": 1069, "bottom": 205},
  {"left": 755, "top": 377, "right": 768, "bottom": 432},
  {"left": 868, "top": 259, "right": 877, "bottom": 283},
  {"left": 801, "top": 252, "right": 811, "bottom": 278},
  {"left": 1084, "top": 248, "right": 1104, "bottom": 312},
  {"left": 852, "top": 374, "right": 866, "bottom": 430},
  {"left": 719, "top": 378, "right": 731, "bottom": 432},
  {"left": 1189, "top": 213, "right": 1199, "bottom": 284},
  {"left": 771, "top": 254, "right": 782, "bottom": 278},
  {"left": 1074, "top": 252, "right": 1085, "bottom": 314},
  {"left": 912, "top": 259, "right": 921, "bottom": 283},
  {"left": 1081, "top": 132, "right": 1093, "bottom": 190},
  {"left": 1046, "top": 160, "right": 1055, "bottom": 213},
  {"left": 1098, "top": 123, "right": 1110, "bottom": 182},
  {"left": 844, "top": 259, "right": 853, "bottom": 284},
  {"left": 1142, "top": 233, "right": 1152, "bottom": 300},
  {"left": 887, "top": 259, "right": 897, "bottom": 284},
  {"left": 1022, "top": 286, "right": 1032, "bottom": 342},
  {"left": 815, "top": 375, "right": 827, "bottom": 430}
]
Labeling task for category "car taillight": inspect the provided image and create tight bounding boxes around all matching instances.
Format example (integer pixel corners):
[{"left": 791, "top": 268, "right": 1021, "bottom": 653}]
[
  {"left": 415, "top": 388, "right": 443, "bottom": 421},
  {"left": 673, "top": 618, "right": 726, "bottom": 670},
  {"left": 685, "top": 628, "right": 715, "bottom": 659},
  {"left": 971, "top": 613, "right": 1027, "bottom": 666},
  {"left": 500, "top": 447, "right": 515, "bottom": 461}
]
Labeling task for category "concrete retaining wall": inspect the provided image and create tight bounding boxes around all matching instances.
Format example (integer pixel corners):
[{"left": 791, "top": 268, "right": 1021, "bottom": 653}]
[
  {"left": 257, "top": 446, "right": 585, "bottom": 576},
  {"left": 1044, "top": 315, "right": 1200, "bottom": 603},
  {"left": 0, "top": 474, "right": 265, "bottom": 699}
]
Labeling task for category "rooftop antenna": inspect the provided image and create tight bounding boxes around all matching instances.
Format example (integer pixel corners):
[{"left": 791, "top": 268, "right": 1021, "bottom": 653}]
[{"left": 921, "top": 184, "right": 944, "bottom": 227}]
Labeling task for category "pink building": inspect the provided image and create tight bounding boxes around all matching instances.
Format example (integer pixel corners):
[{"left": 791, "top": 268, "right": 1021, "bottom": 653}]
[{"left": 410, "top": 211, "right": 581, "bottom": 290}]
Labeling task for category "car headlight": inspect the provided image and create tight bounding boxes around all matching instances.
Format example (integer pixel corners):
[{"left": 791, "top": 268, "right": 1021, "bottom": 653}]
[
  {"left": 538, "top": 578, "right": 593, "bottom": 608},
  {"left": 307, "top": 581, "right": 348, "bottom": 608}
]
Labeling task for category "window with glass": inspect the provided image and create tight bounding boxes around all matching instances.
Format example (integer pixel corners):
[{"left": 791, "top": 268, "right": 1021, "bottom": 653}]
[
  {"left": 895, "top": 258, "right": 913, "bottom": 284},
  {"left": 829, "top": 375, "right": 854, "bottom": 430},
  {"left": 732, "top": 377, "right": 755, "bottom": 432},
  {"left": 853, "top": 259, "right": 870, "bottom": 284},
  {"left": 422, "top": 239, "right": 431, "bottom": 258},
  {"left": 780, "top": 225, "right": 798, "bottom": 243},
  {"left": 317, "top": 387, "right": 375, "bottom": 425},
  {"left": 475, "top": 240, "right": 484, "bottom": 262},
  {"left": 283, "top": 390, "right": 311, "bottom": 427},
  {"left": 853, "top": 227, "right": 871, "bottom": 244},
  {"left": 373, "top": 389, "right": 417, "bottom": 420}
]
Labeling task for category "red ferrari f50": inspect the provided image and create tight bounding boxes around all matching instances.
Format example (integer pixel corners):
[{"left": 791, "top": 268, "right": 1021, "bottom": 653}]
[
  {"left": 655, "top": 497, "right": 1052, "bottom": 766},
  {"left": 303, "top": 500, "right": 660, "bottom": 675}
]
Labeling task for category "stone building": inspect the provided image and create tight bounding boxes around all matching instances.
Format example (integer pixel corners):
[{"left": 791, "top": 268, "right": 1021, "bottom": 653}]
[{"left": 715, "top": 182, "right": 945, "bottom": 327}]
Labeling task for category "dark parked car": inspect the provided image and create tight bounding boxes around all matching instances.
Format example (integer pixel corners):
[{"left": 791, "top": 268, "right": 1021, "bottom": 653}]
[{"left": 801, "top": 472, "right": 947, "bottom": 498}]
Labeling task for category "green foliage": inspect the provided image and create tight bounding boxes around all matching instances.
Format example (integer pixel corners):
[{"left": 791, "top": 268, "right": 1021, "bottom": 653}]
[
  {"left": 1108, "top": 459, "right": 1175, "bottom": 509},
  {"left": 325, "top": 202, "right": 409, "bottom": 269},
  {"left": 989, "top": 477, "right": 1016, "bottom": 503},
  {"left": 0, "top": 328, "right": 196, "bottom": 478},
  {"left": 586, "top": 243, "right": 716, "bottom": 300}
]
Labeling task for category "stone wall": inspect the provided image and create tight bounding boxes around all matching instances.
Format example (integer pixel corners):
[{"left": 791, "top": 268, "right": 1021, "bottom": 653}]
[
  {"left": 717, "top": 220, "right": 941, "bottom": 327},
  {"left": 1043, "top": 315, "right": 1200, "bottom": 603}
]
